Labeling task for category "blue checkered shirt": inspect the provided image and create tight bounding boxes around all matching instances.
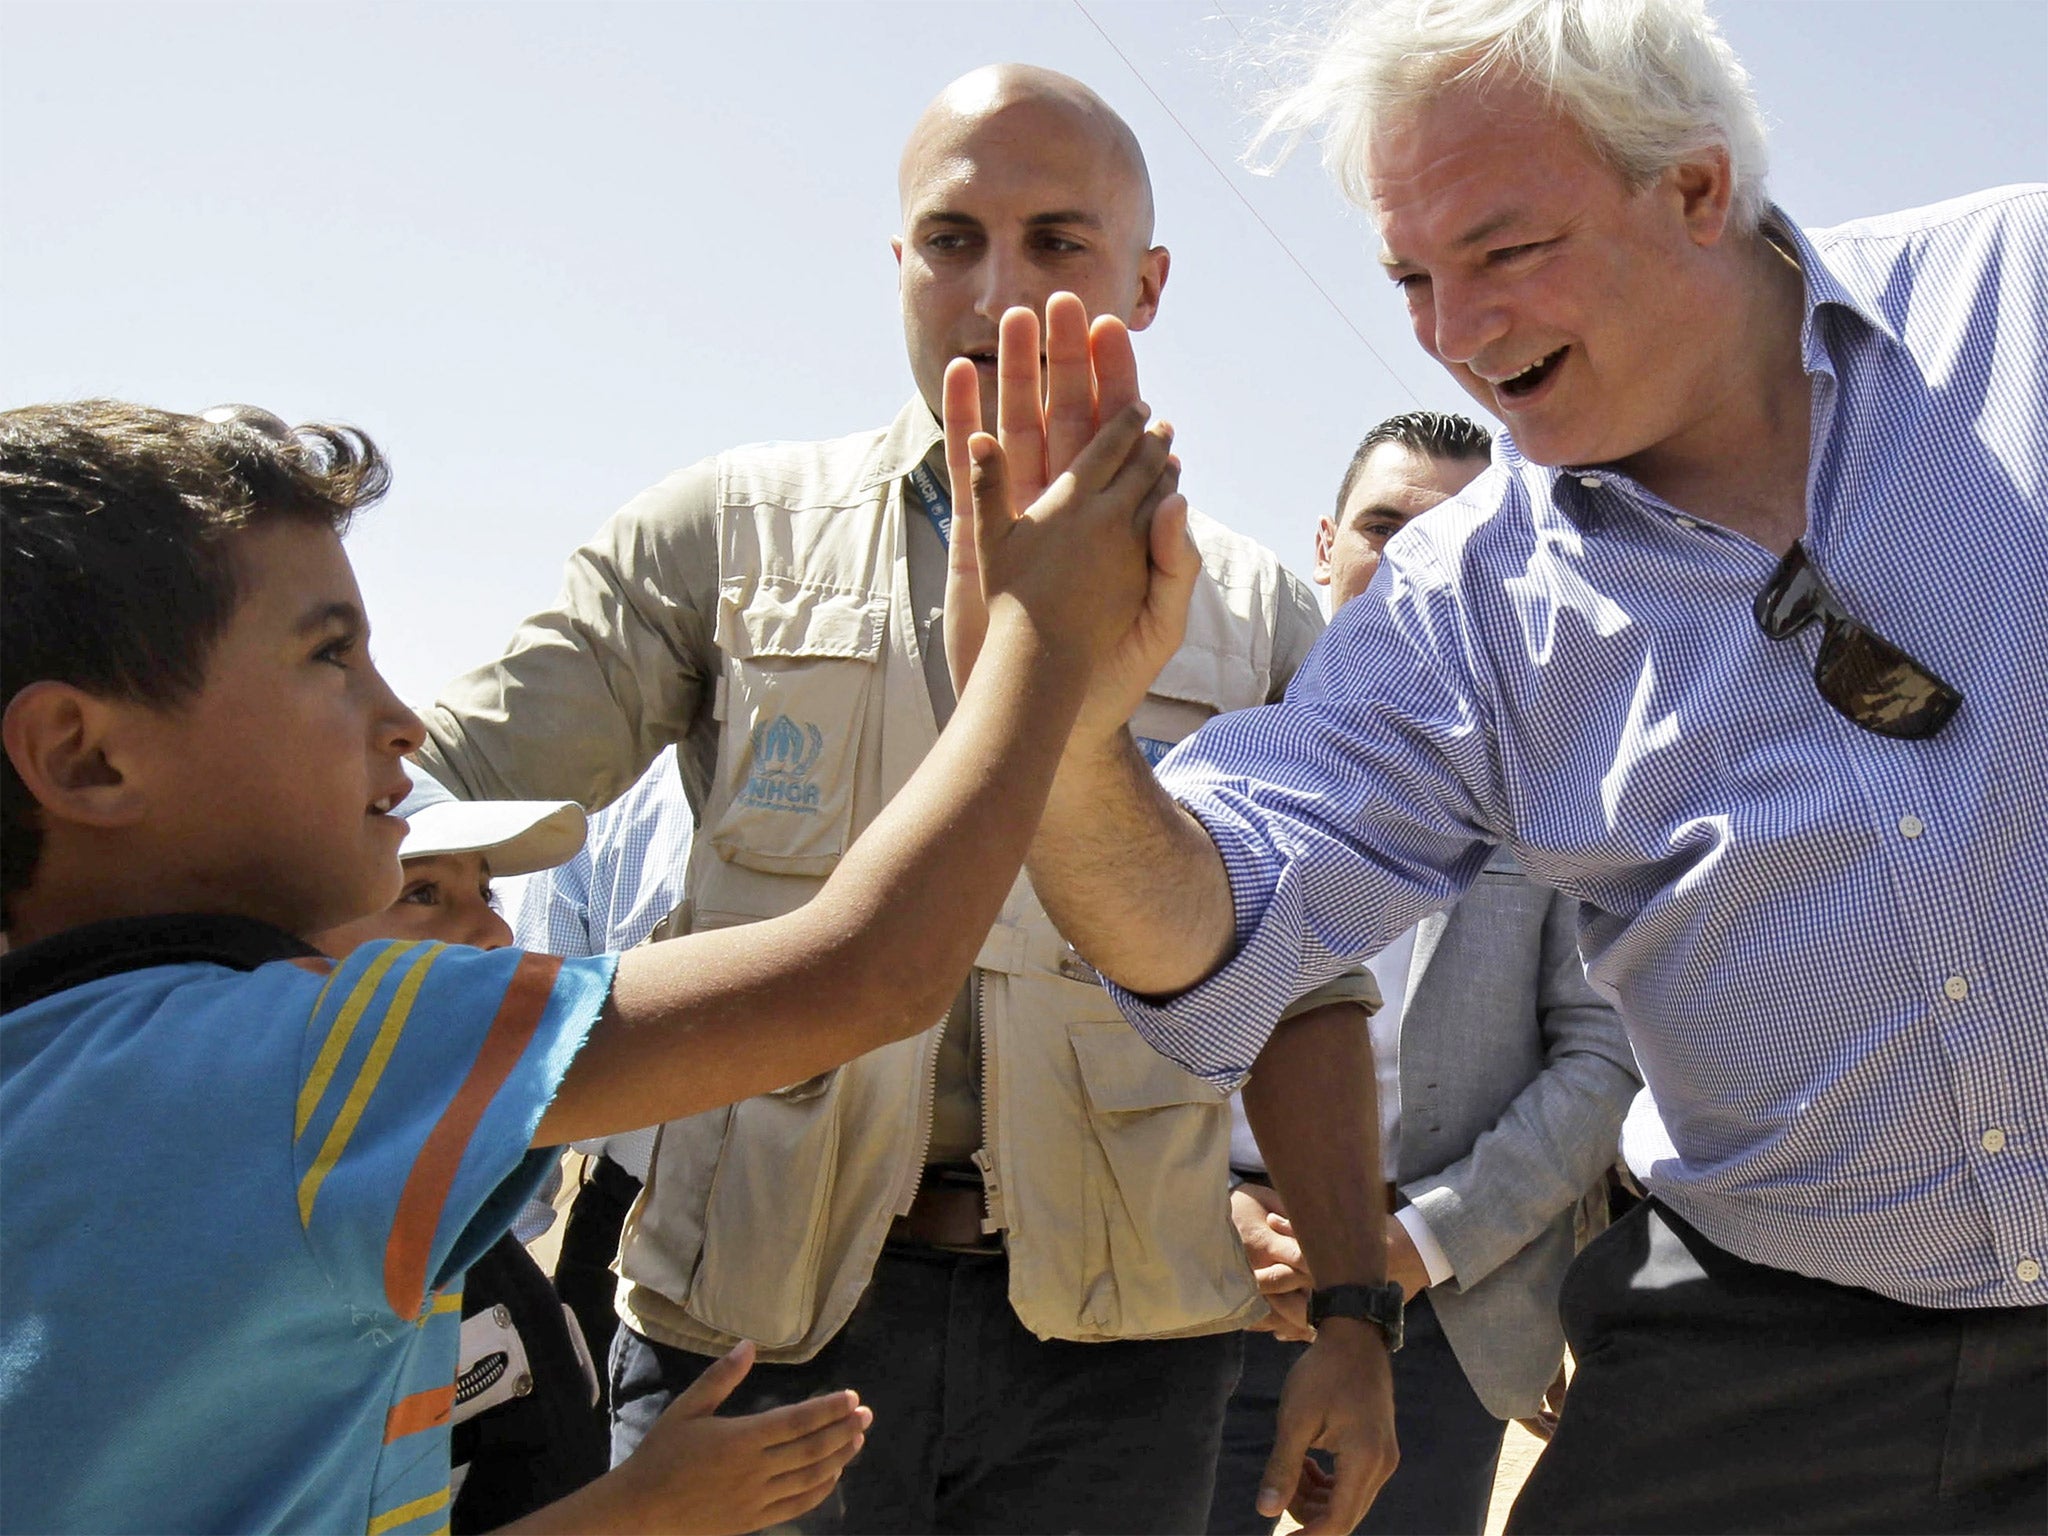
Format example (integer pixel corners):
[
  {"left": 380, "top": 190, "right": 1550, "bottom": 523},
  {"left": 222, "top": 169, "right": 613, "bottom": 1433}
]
[
  {"left": 513, "top": 746, "right": 693, "bottom": 962},
  {"left": 1119, "top": 187, "right": 2048, "bottom": 1309}
]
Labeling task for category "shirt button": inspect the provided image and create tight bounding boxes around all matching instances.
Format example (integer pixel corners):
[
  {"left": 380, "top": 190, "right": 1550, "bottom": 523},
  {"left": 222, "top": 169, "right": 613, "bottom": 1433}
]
[
  {"left": 1578, "top": 475, "right": 1603, "bottom": 489},
  {"left": 1944, "top": 975, "right": 1969, "bottom": 1002},
  {"left": 1674, "top": 516, "right": 1699, "bottom": 530},
  {"left": 2018, "top": 1259, "right": 2042, "bottom": 1285},
  {"left": 1898, "top": 814, "right": 1925, "bottom": 839},
  {"left": 1980, "top": 1128, "right": 2007, "bottom": 1154}
]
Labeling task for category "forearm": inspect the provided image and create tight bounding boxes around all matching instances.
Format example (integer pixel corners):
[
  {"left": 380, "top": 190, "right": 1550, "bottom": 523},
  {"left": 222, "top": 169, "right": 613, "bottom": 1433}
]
[
  {"left": 1243, "top": 1001, "right": 1399, "bottom": 1533},
  {"left": 1026, "top": 726, "right": 1237, "bottom": 995},
  {"left": 793, "top": 606, "right": 1092, "bottom": 1020},
  {"left": 1241, "top": 1002, "right": 1385, "bottom": 1290},
  {"left": 541, "top": 604, "right": 1092, "bottom": 1140}
]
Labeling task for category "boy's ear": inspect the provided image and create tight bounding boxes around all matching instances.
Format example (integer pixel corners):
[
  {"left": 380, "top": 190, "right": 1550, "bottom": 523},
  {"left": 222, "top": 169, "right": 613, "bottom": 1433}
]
[{"left": 2, "top": 682, "right": 154, "bottom": 830}]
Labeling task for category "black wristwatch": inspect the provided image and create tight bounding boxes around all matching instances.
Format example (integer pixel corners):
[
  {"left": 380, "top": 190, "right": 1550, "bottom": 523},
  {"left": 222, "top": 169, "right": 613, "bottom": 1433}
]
[{"left": 1307, "top": 1281, "right": 1406, "bottom": 1352}]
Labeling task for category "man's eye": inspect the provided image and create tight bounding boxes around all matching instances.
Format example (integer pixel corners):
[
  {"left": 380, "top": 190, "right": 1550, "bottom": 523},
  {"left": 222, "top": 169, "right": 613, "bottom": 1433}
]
[
  {"left": 1489, "top": 240, "right": 1550, "bottom": 264},
  {"left": 314, "top": 636, "right": 354, "bottom": 668},
  {"left": 1392, "top": 272, "right": 1429, "bottom": 292},
  {"left": 1035, "top": 235, "right": 1085, "bottom": 255},
  {"left": 399, "top": 882, "right": 441, "bottom": 907}
]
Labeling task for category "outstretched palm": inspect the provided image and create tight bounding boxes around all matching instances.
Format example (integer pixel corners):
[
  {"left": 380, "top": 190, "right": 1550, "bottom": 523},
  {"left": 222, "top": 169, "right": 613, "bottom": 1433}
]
[{"left": 941, "top": 291, "right": 1200, "bottom": 734}]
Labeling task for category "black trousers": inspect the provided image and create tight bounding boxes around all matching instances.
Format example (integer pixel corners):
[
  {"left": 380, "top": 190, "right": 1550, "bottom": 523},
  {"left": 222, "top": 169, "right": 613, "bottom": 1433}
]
[
  {"left": 1207, "top": 1295, "right": 1505, "bottom": 1536},
  {"left": 1509, "top": 1199, "right": 2048, "bottom": 1534},
  {"left": 612, "top": 1241, "right": 1243, "bottom": 1535}
]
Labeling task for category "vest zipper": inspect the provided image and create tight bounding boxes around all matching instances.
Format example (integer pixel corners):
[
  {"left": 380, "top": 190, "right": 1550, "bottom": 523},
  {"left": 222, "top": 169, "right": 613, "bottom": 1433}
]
[
  {"left": 892, "top": 1024, "right": 944, "bottom": 1218},
  {"left": 971, "top": 969, "right": 1007, "bottom": 1236}
]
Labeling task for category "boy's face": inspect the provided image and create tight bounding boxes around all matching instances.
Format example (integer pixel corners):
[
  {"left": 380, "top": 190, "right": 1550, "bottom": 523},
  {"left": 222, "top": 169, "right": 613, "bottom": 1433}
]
[
  {"left": 313, "top": 850, "right": 513, "bottom": 957},
  {"left": 129, "top": 520, "right": 422, "bottom": 936}
]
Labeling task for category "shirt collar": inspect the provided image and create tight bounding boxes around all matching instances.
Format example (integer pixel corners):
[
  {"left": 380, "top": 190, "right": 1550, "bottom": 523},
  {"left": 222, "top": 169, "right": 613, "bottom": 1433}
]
[
  {"left": 0, "top": 913, "right": 317, "bottom": 1014},
  {"left": 860, "top": 395, "right": 946, "bottom": 492},
  {"left": 1761, "top": 202, "right": 1905, "bottom": 368}
]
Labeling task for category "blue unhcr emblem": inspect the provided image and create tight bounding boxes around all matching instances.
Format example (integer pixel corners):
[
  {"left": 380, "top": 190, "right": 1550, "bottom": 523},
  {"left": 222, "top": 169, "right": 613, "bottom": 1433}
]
[
  {"left": 1135, "top": 736, "right": 1175, "bottom": 769},
  {"left": 741, "top": 713, "right": 826, "bottom": 814}
]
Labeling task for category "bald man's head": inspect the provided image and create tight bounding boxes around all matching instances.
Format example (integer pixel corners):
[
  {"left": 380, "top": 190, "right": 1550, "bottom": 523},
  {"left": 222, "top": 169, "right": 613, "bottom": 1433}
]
[
  {"left": 892, "top": 64, "right": 1169, "bottom": 427},
  {"left": 899, "top": 65, "right": 1155, "bottom": 243}
]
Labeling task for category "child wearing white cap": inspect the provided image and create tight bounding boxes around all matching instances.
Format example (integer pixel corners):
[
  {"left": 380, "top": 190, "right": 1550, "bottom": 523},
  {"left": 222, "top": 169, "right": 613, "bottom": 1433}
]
[{"left": 316, "top": 766, "right": 861, "bottom": 1534}]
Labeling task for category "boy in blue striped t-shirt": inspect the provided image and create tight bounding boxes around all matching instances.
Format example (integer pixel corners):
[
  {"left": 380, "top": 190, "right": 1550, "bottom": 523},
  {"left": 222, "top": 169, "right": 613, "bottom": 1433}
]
[{"left": 0, "top": 381, "right": 1182, "bottom": 1532}]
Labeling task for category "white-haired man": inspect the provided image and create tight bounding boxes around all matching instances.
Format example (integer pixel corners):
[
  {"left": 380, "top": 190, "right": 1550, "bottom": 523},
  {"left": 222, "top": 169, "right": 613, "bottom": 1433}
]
[{"left": 952, "top": 0, "right": 2047, "bottom": 1529}]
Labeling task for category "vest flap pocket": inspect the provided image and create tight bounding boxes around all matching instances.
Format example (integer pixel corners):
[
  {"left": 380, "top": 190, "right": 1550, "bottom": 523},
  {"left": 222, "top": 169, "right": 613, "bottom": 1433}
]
[
  {"left": 717, "top": 579, "right": 887, "bottom": 662},
  {"left": 682, "top": 1072, "right": 847, "bottom": 1349},
  {"left": 453, "top": 1304, "right": 534, "bottom": 1426},
  {"left": 709, "top": 582, "right": 885, "bottom": 877},
  {"left": 1069, "top": 1020, "right": 1226, "bottom": 1112},
  {"left": 1051, "top": 1019, "right": 1247, "bottom": 1337}
]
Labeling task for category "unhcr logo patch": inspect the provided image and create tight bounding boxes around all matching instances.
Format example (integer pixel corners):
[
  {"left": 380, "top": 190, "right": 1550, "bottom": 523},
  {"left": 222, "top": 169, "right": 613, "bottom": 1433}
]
[{"left": 741, "top": 713, "right": 826, "bottom": 814}]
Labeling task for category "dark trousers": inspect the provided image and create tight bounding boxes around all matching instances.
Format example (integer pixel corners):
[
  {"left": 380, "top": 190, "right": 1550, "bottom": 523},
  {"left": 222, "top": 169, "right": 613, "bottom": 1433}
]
[
  {"left": 612, "top": 1242, "right": 1243, "bottom": 1534},
  {"left": 552, "top": 1152, "right": 641, "bottom": 1412},
  {"left": 1207, "top": 1293, "right": 1505, "bottom": 1536},
  {"left": 1509, "top": 1199, "right": 2048, "bottom": 1534}
]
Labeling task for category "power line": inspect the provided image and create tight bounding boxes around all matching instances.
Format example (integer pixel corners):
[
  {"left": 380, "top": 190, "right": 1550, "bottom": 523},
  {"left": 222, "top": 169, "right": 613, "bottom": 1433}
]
[{"left": 1071, "top": 0, "right": 1421, "bottom": 405}]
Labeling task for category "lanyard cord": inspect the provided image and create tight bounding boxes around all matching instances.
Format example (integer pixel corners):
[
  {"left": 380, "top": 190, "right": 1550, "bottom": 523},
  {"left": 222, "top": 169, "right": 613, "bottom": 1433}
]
[{"left": 906, "top": 461, "right": 952, "bottom": 549}]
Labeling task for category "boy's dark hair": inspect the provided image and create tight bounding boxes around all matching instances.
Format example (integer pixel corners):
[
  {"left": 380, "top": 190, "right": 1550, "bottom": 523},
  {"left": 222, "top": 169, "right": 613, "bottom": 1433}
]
[
  {"left": 1334, "top": 410, "right": 1492, "bottom": 518},
  {"left": 1, "top": 401, "right": 390, "bottom": 903}
]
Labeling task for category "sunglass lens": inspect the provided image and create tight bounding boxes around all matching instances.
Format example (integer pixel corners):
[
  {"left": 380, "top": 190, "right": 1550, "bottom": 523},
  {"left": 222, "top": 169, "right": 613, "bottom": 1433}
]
[
  {"left": 1755, "top": 545, "right": 1826, "bottom": 639},
  {"left": 1814, "top": 625, "right": 1962, "bottom": 740}
]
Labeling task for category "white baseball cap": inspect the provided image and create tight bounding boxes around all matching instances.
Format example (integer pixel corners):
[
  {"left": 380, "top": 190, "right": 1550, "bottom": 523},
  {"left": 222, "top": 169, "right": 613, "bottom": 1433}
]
[{"left": 394, "top": 763, "right": 587, "bottom": 877}]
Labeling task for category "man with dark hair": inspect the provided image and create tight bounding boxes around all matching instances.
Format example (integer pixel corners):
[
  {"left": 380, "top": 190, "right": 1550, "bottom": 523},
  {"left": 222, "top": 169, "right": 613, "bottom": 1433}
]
[
  {"left": 1209, "top": 411, "right": 1638, "bottom": 1536},
  {"left": 1316, "top": 412, "right": 1492, "bottom": 619},
  {"left": 1332, "top": 411, "right": 1494, "bottom": 514}
]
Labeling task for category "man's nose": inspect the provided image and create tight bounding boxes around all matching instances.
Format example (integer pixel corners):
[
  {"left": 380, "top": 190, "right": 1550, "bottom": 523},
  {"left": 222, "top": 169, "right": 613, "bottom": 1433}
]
[
  {"left": 972, "top": 246, "right": 1040, "bottom": 322},
  {"left": 1426, "top": 277, "right": 1511, "bottom": 367}
]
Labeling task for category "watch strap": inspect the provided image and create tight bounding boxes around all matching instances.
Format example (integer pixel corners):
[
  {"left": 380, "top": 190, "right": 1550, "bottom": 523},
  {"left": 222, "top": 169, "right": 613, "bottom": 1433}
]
[{"left": 1306, "top": 1280, "right": 1406, "bottom": 1352}]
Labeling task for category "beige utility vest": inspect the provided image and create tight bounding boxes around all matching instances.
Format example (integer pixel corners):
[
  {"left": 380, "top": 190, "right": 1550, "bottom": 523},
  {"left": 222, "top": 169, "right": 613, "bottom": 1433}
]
[{"left": 617, "top": 416, "right": 1284, "bottom": 1361}]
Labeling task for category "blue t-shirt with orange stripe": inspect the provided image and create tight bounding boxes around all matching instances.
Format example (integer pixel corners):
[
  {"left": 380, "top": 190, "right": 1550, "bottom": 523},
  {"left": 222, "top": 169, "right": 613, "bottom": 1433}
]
[{"left": 0, "top": 921, "right": 614, "bottom": 1534}]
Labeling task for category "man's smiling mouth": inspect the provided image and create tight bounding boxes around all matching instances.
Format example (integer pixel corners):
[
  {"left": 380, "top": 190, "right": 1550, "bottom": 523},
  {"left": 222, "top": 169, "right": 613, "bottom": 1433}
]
[{"left": 1496, "top": 347, "right": 1568, "bottom": 398}]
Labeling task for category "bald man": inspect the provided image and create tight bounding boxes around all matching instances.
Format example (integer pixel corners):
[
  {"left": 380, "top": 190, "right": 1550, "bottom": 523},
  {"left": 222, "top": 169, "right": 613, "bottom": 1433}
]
[{"left": 417, "top": 67, "right": 1391, "bottom": 1535}]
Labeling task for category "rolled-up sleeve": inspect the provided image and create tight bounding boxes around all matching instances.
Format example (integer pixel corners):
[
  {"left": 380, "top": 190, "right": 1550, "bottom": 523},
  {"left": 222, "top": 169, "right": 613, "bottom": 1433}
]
[{"left": 1106, "top": 550, "right": 1511, "bottom": 1087}]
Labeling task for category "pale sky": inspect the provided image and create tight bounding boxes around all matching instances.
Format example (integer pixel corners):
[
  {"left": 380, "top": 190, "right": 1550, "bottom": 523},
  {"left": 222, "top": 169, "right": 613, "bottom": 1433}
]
[{"left": 5, "top": 1, "right": 2044, "bottom": 709}]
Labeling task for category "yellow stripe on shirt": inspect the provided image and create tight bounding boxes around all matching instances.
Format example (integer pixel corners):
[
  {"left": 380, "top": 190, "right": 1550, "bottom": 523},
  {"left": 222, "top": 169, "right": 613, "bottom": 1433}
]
[
  {"left": 295, "top": 942, "right": 421, "bottom": 1139},
  {"left": 366, "top": 1487, "right": 448, "bottom": 1536},
  {"left": 297, "top": 942, "right": 445, "bottom": 1226}
]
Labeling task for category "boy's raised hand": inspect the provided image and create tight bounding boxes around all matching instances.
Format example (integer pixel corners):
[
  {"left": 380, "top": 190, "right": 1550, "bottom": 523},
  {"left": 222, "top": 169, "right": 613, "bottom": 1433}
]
[{"left": 942, "top": 292, "right": 1200, "bottom": 722}]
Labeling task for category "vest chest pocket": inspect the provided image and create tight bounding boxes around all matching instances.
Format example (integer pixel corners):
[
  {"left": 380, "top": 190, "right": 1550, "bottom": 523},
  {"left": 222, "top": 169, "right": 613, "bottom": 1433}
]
[{"left": 710, "top": 580, "right": 887, "bottom": 877}]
